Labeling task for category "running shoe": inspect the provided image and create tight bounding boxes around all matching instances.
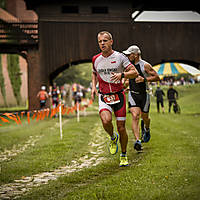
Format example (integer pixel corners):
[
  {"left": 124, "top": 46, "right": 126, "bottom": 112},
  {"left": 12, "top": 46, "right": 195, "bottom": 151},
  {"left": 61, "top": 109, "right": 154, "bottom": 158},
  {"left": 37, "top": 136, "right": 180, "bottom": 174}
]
[
  {"left": 141, "top": 119, "right": 145, "bottom": 142},
  {"left": 109, "top": 132, "right": 119, "bottom": 155},
  {"left": 143, "top": 128, "right": 151, "bottom": 143},
  {"left": 120, "top": 154, "right": 129, "bottom": 167},
  {"left": 134, "top": 140, "right": 142, "bottom": 151}
]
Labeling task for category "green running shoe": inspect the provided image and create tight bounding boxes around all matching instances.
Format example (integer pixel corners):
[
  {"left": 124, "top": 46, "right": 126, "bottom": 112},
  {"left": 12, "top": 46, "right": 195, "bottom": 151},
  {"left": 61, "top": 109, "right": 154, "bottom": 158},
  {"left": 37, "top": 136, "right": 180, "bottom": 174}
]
[
  {"left": 109, "top": 132, "right": 119, "bottom": 155},
  {"left": 120, "top": 154, "right": 129, "bottom": 167}
]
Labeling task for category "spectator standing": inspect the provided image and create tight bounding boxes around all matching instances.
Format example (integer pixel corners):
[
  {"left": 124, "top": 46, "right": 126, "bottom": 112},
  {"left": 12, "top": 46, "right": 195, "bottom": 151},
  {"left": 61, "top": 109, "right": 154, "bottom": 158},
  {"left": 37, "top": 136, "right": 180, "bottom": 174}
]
[
  {"left": 167, "top": 83, "right": 178, "bottom": 113},
  {"left": 154, "top": 86, "right": 165, "bottom": 113}
]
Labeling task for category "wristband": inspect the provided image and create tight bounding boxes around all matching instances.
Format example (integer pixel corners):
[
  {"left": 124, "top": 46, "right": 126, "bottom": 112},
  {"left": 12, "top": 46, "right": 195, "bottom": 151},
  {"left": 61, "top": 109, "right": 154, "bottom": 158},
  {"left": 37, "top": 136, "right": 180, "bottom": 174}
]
[{"left": 121, "top": 72, "right": 125, "bottom": 79}]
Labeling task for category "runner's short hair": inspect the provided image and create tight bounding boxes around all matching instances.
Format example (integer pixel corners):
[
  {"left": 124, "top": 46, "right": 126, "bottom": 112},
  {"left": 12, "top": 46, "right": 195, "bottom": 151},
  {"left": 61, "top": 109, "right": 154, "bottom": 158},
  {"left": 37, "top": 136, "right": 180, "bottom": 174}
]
[{"left": 97, "top": 31, "right": 113, "bottom": 40}]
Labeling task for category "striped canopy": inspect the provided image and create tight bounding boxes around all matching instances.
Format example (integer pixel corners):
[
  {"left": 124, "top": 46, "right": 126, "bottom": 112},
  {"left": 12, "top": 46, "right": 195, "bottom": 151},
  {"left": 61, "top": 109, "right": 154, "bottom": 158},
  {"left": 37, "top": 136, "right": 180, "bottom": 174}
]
[{"left": 153, "top": 62, "right": 200, "bottom": 77}]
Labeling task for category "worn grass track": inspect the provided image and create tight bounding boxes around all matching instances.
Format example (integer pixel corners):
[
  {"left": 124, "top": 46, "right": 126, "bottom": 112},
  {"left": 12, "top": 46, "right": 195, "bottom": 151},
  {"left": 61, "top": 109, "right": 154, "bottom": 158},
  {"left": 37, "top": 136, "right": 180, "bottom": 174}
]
[{"left": 0, "top": 84, "right": 200, "bottom": 200}]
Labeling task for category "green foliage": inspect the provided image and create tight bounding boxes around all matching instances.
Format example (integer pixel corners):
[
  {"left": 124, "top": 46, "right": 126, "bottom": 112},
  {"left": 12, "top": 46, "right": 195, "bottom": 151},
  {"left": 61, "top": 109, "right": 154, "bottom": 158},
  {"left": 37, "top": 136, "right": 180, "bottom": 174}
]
[
  {"left": 7, "top": 54, "right": 22, "bottom": 105},
  {"left": 55, "top": 62, "right": 92, "bottom": 87},
  {"left": 0, "top": 54, "right": 7, "bottom": 106},
  {"left": 0, "top": 0, "right": 6, "bottom": 9}
]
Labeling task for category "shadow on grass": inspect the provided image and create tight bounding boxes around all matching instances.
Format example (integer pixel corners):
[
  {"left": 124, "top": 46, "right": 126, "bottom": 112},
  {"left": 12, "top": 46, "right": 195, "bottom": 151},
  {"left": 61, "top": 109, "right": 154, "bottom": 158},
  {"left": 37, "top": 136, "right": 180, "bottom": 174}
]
[{"left": 184, "top": 112, "right": 200, "bottom": 116}]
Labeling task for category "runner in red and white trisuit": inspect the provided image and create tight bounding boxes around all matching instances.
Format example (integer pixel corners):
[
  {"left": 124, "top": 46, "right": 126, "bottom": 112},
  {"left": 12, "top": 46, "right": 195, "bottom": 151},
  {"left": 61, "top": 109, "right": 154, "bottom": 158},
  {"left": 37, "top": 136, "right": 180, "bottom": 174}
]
[
  {"left": 92, "top": 51, "right": 132, "bottom": 94},
  {"left": 91, "top": 31, "right": 138, "bottom": 167}
]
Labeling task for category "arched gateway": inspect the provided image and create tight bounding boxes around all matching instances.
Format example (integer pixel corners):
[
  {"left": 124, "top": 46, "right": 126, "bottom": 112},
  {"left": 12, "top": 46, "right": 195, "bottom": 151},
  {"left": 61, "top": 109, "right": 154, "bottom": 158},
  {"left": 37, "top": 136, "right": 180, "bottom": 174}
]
[{"left": 2, "top": 0, "right": 200, "bottom": 110}]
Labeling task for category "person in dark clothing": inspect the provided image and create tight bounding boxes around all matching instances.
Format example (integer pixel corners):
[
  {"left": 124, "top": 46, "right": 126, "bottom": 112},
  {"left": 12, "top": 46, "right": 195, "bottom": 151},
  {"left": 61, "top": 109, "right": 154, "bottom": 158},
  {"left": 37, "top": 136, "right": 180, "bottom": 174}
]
[
  {"left": 154, "top": 86, "right": 165, "bottom": 113},
  {"left": 167, "top": 84, "right": 178, "bottom": 113},
  {"left": 123, "top": 45, "right": 160, "bottom": 150}
]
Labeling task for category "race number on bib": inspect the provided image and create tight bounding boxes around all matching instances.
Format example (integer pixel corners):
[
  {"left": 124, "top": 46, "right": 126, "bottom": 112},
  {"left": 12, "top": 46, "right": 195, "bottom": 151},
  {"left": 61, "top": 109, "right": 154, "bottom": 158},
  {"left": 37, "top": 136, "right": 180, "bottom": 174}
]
[{"left": 103, "top": 94, "right": 120, "bottom": 105}]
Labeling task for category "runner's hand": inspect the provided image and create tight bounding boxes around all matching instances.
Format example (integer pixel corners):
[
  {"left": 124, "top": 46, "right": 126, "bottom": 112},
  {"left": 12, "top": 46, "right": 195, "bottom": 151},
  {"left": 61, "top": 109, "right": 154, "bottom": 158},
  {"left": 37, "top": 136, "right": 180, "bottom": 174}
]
[
  {"left": 124, "top": 87, "right": 130, "bottom": 93},
  {"left": 110, "top": 72, "right": 121, "bottom": 83},
  {"left": 91, "top": 87, "right": 98, "bottom": 101},
  {"left": 135, "top": 75, "right": 145, "bottom": 83}
]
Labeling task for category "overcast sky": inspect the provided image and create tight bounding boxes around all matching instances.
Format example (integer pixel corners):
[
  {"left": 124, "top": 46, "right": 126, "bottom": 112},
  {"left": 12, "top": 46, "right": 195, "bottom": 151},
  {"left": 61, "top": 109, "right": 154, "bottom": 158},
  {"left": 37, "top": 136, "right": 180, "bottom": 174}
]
[{"left": 132, "top": 11, "right": 200, "bottom": 22}]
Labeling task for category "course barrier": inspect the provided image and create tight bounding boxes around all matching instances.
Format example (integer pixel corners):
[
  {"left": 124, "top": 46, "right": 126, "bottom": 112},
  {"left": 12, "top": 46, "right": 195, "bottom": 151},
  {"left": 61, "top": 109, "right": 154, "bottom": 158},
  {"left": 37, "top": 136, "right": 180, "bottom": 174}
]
[{"left": 0, "top": 99, "right": 93, "bottom": 127}]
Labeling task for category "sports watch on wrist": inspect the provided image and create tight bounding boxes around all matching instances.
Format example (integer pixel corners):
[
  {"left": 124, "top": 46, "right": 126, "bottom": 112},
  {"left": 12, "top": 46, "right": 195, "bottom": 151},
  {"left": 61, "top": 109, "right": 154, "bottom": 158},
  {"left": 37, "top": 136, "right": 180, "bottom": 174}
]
[{"left": 121, "top": 72, "right": 125, "bottom": 79}]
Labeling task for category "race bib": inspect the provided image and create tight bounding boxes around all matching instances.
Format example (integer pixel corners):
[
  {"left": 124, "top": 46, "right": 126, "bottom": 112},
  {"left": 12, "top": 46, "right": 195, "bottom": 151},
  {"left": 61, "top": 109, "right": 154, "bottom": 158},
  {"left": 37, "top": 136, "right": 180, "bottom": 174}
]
[{"left": 103, "top": 94, "right": 120, "bottom": 105}]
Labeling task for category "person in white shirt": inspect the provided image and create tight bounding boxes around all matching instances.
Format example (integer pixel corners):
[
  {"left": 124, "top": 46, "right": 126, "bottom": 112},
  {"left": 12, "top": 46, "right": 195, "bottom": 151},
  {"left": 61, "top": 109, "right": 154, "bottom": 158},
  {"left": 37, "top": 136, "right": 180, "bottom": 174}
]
[{"left": 91, "top": 31, "right": 138, "bottom": 167}]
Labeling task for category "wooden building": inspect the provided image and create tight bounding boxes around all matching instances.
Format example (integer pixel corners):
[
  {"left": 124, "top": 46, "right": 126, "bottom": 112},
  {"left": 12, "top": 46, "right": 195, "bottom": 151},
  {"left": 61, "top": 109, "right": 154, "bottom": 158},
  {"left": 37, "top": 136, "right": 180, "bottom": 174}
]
[{"left": 17, "top": 0, "right": 200, "bottom": 109}]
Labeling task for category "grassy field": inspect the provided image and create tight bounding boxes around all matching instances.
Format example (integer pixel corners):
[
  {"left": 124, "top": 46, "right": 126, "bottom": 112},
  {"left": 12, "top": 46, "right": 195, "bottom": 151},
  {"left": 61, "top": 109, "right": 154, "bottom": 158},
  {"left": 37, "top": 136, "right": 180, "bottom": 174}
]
[{"left": 0, "top": 84, "right": 200, "bottom": 200}]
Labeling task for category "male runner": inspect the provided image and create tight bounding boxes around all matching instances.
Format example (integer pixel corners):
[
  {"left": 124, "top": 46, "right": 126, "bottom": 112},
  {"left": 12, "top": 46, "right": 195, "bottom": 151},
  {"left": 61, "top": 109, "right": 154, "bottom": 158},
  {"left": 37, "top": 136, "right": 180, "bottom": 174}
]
[
  {"left": 91, "top": 31, "right": 138, "bottom": 167},
  {"left": 123, "top": 45, "right": 160, "bottom": 151},
  {"left": 37, "top": 86, "right": 49, "bottom": 109}
]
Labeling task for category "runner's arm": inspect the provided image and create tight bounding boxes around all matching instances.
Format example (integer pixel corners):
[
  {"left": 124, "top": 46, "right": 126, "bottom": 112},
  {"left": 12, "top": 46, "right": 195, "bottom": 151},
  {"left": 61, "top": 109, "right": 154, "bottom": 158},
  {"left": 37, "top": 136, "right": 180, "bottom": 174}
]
[
  {"left": 91, "top": 72, "right": 98, "bottom": 101},
  {"left": 135, "top": 63, "right": 160, "bottom": 83},
  {"left": 110, "top": 64, "right": 138, "bottom": 82},
  {"left": 124, "top": 64, "right": 139, "bottom": 79},
  {"left": 144, "top": 63, "right": 160, "bottom": 82},
  {"left": 123, "top": 78, "right": 130, "bottom": 92},
  {"left": 37, "top": 91, "right": 40, "bottom": 98}
]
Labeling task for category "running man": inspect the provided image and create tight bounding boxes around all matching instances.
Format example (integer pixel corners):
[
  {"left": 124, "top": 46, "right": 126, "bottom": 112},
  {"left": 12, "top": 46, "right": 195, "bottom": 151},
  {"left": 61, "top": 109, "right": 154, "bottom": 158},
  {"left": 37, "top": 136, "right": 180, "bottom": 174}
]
[
  {"left": 37, "top": 86, "right": 49, "bottom": 109},
  {"left": 49, "top": 83, "right": 60, "bottom": 117},
  {"left": 123, "top": 45, "right": 160, "bottom": 151},
  {"left": 91, "top": 31, "right": 139, "bottom": 167}
]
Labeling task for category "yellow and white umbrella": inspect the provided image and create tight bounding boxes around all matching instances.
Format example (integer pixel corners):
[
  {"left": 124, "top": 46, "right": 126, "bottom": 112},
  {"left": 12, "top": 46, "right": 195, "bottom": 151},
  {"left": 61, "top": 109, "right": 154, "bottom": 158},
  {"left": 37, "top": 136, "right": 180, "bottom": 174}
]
[{"left": 153, "top": 62, "right": 200, "bottom": 77}]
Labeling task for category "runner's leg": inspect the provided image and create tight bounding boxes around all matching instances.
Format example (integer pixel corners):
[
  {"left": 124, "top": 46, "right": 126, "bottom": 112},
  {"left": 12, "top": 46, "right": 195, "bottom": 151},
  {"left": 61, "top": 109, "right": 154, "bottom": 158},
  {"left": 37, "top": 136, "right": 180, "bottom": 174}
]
[
  {"left": 116, "top": 120, "right": 128, "bottom": 153},
  {"left": 141, "top": 112, "right": 150, "bottom": 130},
  {"left": 99, "top": 94, "right": 114, "bottom": 137},
  {"left": 100, "top": 110, "right": 114, "bottom": 137},
  {"left": 130, "top": 107, "right": 141, "bottom": 141}
]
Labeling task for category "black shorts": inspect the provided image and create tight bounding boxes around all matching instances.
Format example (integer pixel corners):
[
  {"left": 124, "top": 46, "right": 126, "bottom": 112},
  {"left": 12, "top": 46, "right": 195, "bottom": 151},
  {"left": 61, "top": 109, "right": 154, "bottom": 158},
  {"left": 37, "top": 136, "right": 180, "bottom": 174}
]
[
  {"left": 128, "top": 91, "right": 150, "bottom": 113},
  {"left": 40, "top": 100, "right": 46, "bottom": 108}
]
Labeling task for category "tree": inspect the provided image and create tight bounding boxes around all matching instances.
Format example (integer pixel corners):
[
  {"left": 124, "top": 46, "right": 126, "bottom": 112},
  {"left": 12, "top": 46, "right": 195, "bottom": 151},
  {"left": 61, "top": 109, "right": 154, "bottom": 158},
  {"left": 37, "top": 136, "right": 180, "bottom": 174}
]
[{"left": 54, "top": 63, "right": 92, "bottom": 88}]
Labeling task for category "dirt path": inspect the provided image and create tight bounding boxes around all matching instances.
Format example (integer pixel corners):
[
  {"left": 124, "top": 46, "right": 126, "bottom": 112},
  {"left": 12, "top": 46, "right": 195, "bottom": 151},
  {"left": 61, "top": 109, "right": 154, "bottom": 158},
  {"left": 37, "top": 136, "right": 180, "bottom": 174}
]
[
  {"left": 0, "top": 122, "right": 106, "bottom": 199},
  {"left": 0, "top": 135, "right": 42, "bottom": 162}
]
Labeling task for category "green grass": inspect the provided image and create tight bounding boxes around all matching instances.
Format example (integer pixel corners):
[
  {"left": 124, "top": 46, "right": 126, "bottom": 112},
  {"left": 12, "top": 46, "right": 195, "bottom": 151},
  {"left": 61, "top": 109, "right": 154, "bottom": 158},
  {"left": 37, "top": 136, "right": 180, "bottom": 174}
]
[
  {"left": 0, "top": 84, "right": 200, "bottom": 200},
  {"left": 0, "top": 104, "right": 28, "bottom": 112},
  {"left": 0, "top": 115, "right": 100, "bottom": 185}
]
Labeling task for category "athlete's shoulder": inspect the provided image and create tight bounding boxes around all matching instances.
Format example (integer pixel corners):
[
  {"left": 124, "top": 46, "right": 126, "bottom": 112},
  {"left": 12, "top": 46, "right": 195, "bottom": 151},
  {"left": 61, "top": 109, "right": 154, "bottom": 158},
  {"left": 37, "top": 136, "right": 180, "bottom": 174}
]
[
  {"left": 92, "top": 53, "right": 102, "bottom": 63},
  {"left": 114, "top": 51, "right": 130, "bottom": 64},
  {"left": 113, "top": 51, "right": 127, "bottom": 58},
  {"left": 141, "top": 59, "right": 151, "bottom": 67}
]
